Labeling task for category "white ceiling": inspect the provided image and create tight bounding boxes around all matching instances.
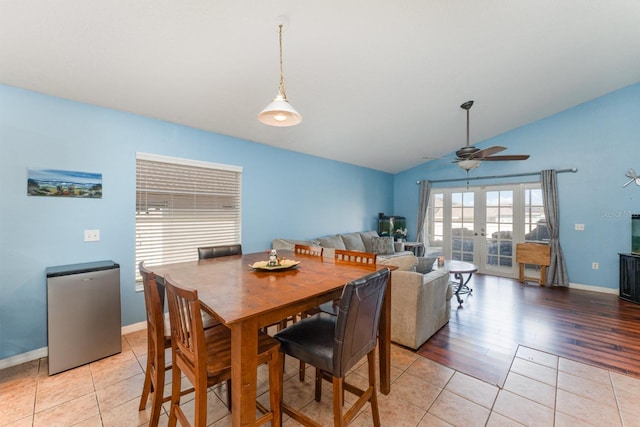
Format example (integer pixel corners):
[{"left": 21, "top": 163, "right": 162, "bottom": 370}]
[{"left": 2, "top": 1, "right": 639, "bottom": 173}]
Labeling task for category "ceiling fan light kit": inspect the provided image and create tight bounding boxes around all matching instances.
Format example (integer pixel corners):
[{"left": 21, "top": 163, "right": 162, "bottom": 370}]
[
  {"left": 452, "top": 100, "right": 529, "bottom": 171},
  {"left": 457, "top": 159, "right": 481, "bottom": 171},
  {"left": 258, "top": 19, "right": 302, "bottom": 127}
]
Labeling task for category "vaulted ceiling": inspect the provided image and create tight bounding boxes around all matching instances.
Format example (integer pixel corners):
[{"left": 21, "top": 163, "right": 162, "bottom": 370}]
[{"left": 2, "top": 1, "right": 639, "bottom": 173}]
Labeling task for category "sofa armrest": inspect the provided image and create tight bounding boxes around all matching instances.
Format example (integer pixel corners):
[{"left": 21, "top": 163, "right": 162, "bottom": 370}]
[{"left": 390, "top": 268, "right": 451, "bottom": 349}]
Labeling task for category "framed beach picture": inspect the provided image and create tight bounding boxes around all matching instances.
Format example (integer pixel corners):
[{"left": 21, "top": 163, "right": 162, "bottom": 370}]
[{"left": 27, "top": 168, "right": 102, "bottom": 198}]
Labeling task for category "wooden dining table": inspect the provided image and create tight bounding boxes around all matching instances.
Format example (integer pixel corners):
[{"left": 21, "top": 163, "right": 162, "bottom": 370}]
[{"left": 150, "top": 250, "right": 393, "bottom": 427}]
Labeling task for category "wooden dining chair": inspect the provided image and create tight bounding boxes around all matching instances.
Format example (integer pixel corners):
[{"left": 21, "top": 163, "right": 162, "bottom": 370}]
[
  {"left": 138, "top": 262, "right": 220, "bottom": 427},
  {"left": 164, "top": 274, "right": 282, "bottom": 427},
  {"left": 294, "top": 244, "right": 324, "bottom": 257},
  {"left": 334, "top": 249, "right": 377, "bottom": 265},
  {"left": 275, "top": 268, "right": 390, "bottom": 427}
]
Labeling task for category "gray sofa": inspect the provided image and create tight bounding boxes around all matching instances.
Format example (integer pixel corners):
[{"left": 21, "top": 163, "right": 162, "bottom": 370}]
[
  {"left": 271, "top": 230, "right": 413, "bottom": 260},
  {"left": 272, "top": 233, "right": 451, "bottom": 350}
]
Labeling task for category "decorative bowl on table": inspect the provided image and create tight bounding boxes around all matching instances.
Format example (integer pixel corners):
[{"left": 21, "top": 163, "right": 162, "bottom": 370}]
[{"left": 249, "top": 259, "right": 300, "bottom": 271}]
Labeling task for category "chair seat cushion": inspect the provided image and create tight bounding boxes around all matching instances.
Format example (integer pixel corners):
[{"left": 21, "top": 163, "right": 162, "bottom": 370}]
[{"left": 274, "top": 313, "right": 336, "bottom": 374}]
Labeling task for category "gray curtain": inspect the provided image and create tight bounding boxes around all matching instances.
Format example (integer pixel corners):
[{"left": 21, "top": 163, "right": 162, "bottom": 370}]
[
  {"left": 415, "top": 180, "right": 431, "bottom": 246},
  {"left": 541, "top": 169, "right": 569, "bottom": 287}
]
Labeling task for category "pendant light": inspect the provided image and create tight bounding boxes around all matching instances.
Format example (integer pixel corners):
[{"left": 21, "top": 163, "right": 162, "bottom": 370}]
[{"left": 258, "top": 20, "right": 302, "bottom": 127}]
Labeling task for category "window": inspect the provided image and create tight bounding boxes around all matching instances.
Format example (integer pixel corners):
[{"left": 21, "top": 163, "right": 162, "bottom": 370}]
[
  {"left": 524, "top": 187, "right": 548, "bottom": 242},
  {"left": 135, "top": 153, "right": 242, "bottom": 282}
]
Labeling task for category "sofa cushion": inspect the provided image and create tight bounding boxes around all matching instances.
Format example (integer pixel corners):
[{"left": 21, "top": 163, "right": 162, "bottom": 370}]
[
  {"left": 317, "top": 234, "right": 346, "bottom": 250},
  {"left": 359, "top": 231, "right": 379, "bottom": 253},
  {"left": 371, "top": 236, "right": 395, "bottom": 255},
  {"left": 340, "top": 232, "right": 367, "bottom": 252},
  {"left": 272, "top": 238, "right": 320, "bottom": 251}
]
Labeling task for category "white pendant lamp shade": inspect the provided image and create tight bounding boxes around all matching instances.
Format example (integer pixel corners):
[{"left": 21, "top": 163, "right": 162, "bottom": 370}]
[
  {"left": 258, "top": 21, "right": 302, "bottom": 127},
  {"left": 258, "top": 92, "right": 302, "bottom": 126}
]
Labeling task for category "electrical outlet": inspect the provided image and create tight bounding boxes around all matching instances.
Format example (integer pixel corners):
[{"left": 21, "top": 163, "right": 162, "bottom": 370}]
[
  {"left": 592, "top": 262, "right": 599, "bottom": 270},
  {"left": 575, "top": 224, "right": 585, "bottom": 231},
  {"left": 84, "top": 229, "right": 100, "bottom": 242}
]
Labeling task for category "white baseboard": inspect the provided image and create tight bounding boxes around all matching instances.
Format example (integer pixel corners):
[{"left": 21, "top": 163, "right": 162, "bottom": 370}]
[
  {"left": 122, "top": 320, "right": 147, "bottom": 335},
  {"left": 568, "top": 282, "right": 619, "bottom": 295},
  {"left": 0, "top": 322, "right": 148, "bottom": 370},
  {"left": 0, "top": 347, "right": 48, "bottom": 371}
]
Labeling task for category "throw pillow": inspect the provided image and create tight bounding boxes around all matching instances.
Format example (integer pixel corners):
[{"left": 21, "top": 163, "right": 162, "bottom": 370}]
[
  {"left": 359, "top": 231, "right": 379, "bottom": 253},
  {"left": 317, "top": 234, "right": 347, "bottom": 250},
  {"left": 340, "top": 232, "right": 366, "bottom": 252},
  {"left": 371, "top": 236, "right": 395, "bottom": 255},
  {"left": 416, "top": 257, "right": 437, "bottom": 274}
]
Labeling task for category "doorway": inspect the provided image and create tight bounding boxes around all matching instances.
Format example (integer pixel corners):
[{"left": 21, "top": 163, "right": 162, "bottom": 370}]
[{"left": 426, "top": 183, "right": 545, "bottom": 278}]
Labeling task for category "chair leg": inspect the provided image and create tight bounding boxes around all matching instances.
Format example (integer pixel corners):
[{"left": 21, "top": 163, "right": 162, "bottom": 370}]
[
  {"left": 367, "top": 351, "right": 381, "bottom": 427},
  {"left": 314, "top": 367, "right": 323, "bottom": 402},
  {"left": 139, "top": 337, "right": 154, "bottom": 411},
  {"left": 148, "top": 366, "right": 164, "bottom": 427},
  {"left": 193, "top": 375, "right": 208, "bottom": 427},
  {"left": 167, "top": 361, "right": 181, "bottom": 427},
  {"left": 268, "top": 349, "right": 283, "bottom": 427},
  {"left": 138, "top": 361, "right": 153, "bottom": 411},
  {"left": 332, "top": 377, "right": 345, "bottom": 427},
  {"left": 299, "top": 360, "right": 306, "bottom": 381}
]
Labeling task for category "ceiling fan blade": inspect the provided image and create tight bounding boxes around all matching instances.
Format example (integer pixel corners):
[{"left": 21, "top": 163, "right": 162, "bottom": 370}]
[
  {"left": 467, "top": 146, "right": 506, "bottom": 159},
  {"left": 482, "top": 155, "right": 530, "bottom": 161}
]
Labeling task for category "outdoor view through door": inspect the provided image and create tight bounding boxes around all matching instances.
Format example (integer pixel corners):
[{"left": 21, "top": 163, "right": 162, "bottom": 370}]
[{"left": 424, "top": 183, "right": 547, "bottom": 278}]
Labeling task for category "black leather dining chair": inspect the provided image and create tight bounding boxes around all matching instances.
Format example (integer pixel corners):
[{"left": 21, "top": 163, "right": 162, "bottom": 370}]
[
  {"left": 197, "top": 243, "right": 242, "bottom": 260},
  {"left": 274, "top": 267, "right": 390, "bottom": 427}
]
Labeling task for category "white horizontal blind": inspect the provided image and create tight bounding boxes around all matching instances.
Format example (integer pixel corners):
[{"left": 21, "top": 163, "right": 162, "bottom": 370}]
[{"left": 136, "top": 153, "right": 242, "bottom": 280}]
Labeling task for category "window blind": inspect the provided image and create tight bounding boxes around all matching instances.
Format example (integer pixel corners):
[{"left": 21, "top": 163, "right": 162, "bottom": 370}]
[{"left": 135, "top": 153, "right": 242, "bottom": 280}]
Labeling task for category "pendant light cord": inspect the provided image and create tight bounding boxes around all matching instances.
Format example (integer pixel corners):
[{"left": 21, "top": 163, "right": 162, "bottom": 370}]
[{"left": 278, "top": 24, "right": 288, "bottom": 100}]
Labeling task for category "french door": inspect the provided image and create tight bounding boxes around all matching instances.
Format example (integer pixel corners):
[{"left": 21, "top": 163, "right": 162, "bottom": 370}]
[{"left": 426, "top": 183, "right": 544, "bottom": 278}]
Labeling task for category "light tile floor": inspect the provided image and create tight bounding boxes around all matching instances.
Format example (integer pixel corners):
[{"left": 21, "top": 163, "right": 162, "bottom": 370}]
[{"left": 2, "top": 329, "right": 640, "bottom": 426}]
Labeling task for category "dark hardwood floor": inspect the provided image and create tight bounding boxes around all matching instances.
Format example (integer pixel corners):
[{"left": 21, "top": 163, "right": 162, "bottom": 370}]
[{"left": 417, "top": 274, "right": 640, "bottom": 387}]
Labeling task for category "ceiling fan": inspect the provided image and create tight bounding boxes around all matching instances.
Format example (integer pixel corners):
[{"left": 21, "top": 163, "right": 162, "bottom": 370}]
[{"left": 453, "top": 100, "right": 530, "bottom": 171}]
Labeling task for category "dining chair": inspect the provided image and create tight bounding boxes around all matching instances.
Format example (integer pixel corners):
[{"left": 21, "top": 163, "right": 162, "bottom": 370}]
[
  {"left": 317, "top": 249, "right": 378, "bottom": 317},
  {"left": 164, "top": 274, "right": 282, "bottom": 427},
  {"left": 294, "top": 244, "right": 324, "bottom": 257},
  {"left": 334, "top": 249, "right": 377, "bottom": 265},
  {"left": 197, "top": 243, "right": 242, "bottom": 260},
  {"left": 138, "top": 262, "right": 220, "bottom": 427},
  {"left": 293, "top": 244, "right": 324, "bottom": 381},
  {"left": 274, "top": 268, "right": 390, "bottom": 427}
]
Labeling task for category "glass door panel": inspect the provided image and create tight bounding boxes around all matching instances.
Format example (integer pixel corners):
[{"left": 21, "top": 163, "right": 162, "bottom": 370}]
[
  {"left": 484, "top": 190, "right": 514, "bottom": 275},
  {"left": 451, "top": 191, "right": 475, "bottom": 262}
]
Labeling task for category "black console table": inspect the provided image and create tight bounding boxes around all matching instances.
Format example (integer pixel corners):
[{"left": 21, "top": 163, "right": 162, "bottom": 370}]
[{"left": 619, "top": 253, "right": 640, "bottom": 304}]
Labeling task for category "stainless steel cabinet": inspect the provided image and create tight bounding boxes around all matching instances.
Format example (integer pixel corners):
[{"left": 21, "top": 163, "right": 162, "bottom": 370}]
[{"left": 46, "top": 261, "right": 121, "bottom": 375}]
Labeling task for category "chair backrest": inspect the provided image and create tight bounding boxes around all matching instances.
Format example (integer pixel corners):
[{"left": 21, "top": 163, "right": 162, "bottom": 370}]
[
  {"left": 333, "top": 268, "right": 390, "bottom": 377},
  {"left": 294, "top": 244, "right": 323, "bottom": 257},
  {"left": 139, "top": 262, "right": 168, "bottom": 356},
  {"left": 198, "top": 244, "right": 242, "bottom": 260},
  {"left": 334, "top": 249, "right": 377, "bottom": 265},
  {"left": 164, "top": 275, "right": 207, "bottom": 381}
]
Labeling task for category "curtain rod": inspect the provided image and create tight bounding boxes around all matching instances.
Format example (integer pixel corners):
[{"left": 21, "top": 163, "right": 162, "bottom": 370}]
[{"left": 416, "top": 167, "right": 577, "bottom": 184}]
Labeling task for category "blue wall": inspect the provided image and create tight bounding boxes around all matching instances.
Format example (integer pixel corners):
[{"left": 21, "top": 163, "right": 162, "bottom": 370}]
[
  {"left": 394, "top": 83, "right": 640, "bottom": 291},
  {"left": 0, "top": 84, "right": 393, "bottom": 360},
  {"left": 2, "top": 82, "right": 639, "bottom": 361}
]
